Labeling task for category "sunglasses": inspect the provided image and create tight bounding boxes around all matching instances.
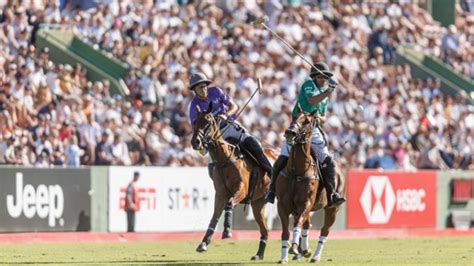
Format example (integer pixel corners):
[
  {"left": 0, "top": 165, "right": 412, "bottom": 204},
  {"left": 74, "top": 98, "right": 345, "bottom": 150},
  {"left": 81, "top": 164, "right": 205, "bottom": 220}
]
[
  {"left": 194, "top": 83, "right": 207, "bottom": 90},
  {"left": 315, "top": 75, "right": 329, "bottom": 81}
]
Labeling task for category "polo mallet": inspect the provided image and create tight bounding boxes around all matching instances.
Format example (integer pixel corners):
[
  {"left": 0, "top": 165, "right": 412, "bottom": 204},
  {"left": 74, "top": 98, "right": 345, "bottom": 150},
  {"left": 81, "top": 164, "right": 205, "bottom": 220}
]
[
  {"left": 216, "top": 78, "right": 263, "bottom": 139},
  {"left": 252, "top": 16, "right": 331, "bottom": 80}
]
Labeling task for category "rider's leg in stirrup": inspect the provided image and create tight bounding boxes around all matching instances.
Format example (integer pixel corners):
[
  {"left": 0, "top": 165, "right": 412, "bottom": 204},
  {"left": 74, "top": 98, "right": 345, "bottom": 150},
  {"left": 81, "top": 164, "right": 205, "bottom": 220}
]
[
  {"left": 242, "top": 136, "right": 273, "bottom": 177},
  {"left": 310, "top": 128, "right": 345, "bottom": 208},
  {"left": 319, "top": 153, "right": 345, "bottom": 208},
  {"left": 265, "top": 155, "right": 288, "bottom": 204}
]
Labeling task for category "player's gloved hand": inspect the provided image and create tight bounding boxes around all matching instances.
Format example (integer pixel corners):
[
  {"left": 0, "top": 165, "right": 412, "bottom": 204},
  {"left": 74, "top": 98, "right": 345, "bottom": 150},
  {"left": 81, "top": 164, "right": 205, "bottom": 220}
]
[
  {"left": 216, "top": 114, "right": 228, "bottom": 123},
  {"left": 327, "top": 79, "right": 338, "bottom": 93}
]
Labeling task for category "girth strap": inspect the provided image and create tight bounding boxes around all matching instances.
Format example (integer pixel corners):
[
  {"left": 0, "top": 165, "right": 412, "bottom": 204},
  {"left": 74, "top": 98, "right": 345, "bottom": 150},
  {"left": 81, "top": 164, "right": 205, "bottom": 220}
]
[{"left": 280, "top": 169, "right": 318, "bottom": 181}]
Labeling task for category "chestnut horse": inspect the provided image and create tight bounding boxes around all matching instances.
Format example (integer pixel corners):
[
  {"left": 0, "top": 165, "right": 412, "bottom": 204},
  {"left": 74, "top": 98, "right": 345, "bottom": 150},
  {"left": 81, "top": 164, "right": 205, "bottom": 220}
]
[
  {"left": 276, "top": 110, "right": 320, "bottom": 263},
  {"left": 276, "top": 110, "right": 346, "bottom": 263},
  {"left": 191, "top": 104, "right": 276, "bottom": 260}
]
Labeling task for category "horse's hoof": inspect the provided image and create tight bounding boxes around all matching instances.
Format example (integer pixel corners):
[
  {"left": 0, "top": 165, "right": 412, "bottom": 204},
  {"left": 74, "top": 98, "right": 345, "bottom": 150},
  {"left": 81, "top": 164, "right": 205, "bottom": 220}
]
[
  {"left": 251, "top": 255, "right": 263, "bottom": 261},
  {"left": 221, "top": 230, "right": 232, "bottom": 239},
  {"left": 196, "top": 242, "right": 208, "bottom": 252},
  {"left": 310, "top": 256, "right": 321, "bottom": 263},
  {"left": 278, "top": 259, "right": 288, "bottom": 264},
  {"left": 302, "top": 249, "right": 312, "bottom": 258},
  {"left": 292, "top": 253, "right": 302, "bottom": 261},
  {"left": 289, "top": 246, "right": 299, "bottom": 255}
]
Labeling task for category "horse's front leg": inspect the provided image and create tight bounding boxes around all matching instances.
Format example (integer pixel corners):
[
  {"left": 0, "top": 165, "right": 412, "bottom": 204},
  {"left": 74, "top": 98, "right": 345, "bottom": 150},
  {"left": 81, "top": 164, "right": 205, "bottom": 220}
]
[
  {"left": 289, "top": 210, "right": 310, "bottom": 260},
  {"left": 277, "top": 201, "right": 290, "bottom": 264},
  {"left": 311, "top": 206, "right": 338, "bottom": 263},
  {"left": 221, "top": 200, "right": 234, "bottom": 239},
  {"left": 291, "top": 182, "right": 317, "bottom": 259},
  {"left": 196, "top": 193, "right": 228, "bottom": 252},
  {"left": 250, "top": 196, "right": 269, "bottom": 261}
]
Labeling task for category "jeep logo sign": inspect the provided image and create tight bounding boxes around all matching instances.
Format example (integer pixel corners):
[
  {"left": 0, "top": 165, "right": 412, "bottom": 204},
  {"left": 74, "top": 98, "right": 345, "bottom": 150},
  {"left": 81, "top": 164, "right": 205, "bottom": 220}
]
[
  {"left": 7, "top": 173, "right": 64, "bottom": 227},
  {"left": 0, "top": 168, "right": 91, "bottom": 232},
  {"left": 347, "top": 171, "right": 436, "bottom": 229}
]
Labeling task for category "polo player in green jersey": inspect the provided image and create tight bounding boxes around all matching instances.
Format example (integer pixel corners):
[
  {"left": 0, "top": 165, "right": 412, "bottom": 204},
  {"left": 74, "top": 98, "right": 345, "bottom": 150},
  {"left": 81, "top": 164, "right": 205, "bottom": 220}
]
[{"left": 266, "top": 62, "right": 345, "bottom": 208}]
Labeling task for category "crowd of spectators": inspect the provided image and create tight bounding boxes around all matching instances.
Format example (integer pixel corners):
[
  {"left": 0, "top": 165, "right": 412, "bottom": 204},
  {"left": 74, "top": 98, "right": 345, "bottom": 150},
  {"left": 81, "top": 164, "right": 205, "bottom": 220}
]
[{"left": 0, "top": 0, "right": 472, "bottom": 171}]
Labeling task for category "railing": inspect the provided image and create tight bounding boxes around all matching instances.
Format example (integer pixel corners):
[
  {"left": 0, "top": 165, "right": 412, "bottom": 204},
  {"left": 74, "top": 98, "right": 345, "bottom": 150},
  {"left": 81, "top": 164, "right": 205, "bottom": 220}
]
[
  {"left": 396, "top": 44, "right": 474, "bottom": 104},
  {"left": 35, "top": 26, "right": 130, "bottom": 96}
]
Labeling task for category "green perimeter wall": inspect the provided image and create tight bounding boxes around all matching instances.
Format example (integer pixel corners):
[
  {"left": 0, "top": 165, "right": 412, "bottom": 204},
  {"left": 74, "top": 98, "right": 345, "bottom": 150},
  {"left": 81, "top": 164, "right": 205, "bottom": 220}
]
[{"left": 90, "top": 167, "right": 109, "bottom": 232}]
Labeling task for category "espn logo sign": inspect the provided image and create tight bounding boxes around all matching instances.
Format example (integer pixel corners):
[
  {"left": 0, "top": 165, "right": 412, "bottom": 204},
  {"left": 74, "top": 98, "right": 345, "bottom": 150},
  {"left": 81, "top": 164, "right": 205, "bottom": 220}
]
[
  {"left": 119, "top": 187, "right": 157, "bottom": 211},
  {"left": 348, "top": 171, "right": 436, "bottom": 228}
]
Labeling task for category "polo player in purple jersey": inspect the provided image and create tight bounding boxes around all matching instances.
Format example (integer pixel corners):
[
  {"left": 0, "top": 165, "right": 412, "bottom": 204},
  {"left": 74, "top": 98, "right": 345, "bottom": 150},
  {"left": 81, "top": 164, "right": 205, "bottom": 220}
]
[{"left": 188, "top": 72, "right": 273, "bottom": 183}]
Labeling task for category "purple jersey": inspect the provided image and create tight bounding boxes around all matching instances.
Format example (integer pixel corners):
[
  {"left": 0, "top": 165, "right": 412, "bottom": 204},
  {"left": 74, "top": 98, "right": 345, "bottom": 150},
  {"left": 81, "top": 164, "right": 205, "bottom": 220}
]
[{"left": 189, "top": 86, "right": 236, "bottom": 125}]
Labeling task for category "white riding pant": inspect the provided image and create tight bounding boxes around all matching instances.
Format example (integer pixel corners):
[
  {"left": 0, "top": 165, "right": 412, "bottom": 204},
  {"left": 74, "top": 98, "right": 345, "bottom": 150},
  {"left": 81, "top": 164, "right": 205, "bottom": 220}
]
[
  {"left": 280, "top": 127, "right": 330, "bottom": 163},
  {"left": 220, "top": 121, "right": 250, "bottom": 144}
]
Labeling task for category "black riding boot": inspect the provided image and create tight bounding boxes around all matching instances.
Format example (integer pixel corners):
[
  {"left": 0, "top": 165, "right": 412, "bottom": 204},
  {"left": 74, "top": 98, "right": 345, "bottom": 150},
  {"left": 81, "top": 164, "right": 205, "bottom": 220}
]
[
  {"left": 244, "top": 167, "right": 259, "bottom": 204},
  {"left": 265, "top": 155, "right": 288, "bottom": 204},
  {"left": 242, "top": 137, "right": 273, "bottom": 177},
  {"left": 320, "top": 156, "right": 345, "bottom": 208}
]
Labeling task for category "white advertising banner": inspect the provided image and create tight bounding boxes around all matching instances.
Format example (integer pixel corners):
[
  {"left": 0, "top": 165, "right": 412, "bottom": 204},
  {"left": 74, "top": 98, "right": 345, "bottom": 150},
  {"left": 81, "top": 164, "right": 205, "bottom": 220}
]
[{"left": 108, "top": 167, "right": 215, "bottom": 232}]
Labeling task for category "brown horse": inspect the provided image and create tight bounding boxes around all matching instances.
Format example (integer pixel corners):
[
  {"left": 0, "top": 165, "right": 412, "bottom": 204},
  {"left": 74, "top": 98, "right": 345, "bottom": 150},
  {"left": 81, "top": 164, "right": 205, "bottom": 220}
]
[
  {"left": 191, "top": 103, "right": 276, "bottom": 260},
  {"left": 275, "top": 110, "right": 346, "bottom": 263},
  {"left": 276, "top": 110, "right": 320, "bottom": 263}
]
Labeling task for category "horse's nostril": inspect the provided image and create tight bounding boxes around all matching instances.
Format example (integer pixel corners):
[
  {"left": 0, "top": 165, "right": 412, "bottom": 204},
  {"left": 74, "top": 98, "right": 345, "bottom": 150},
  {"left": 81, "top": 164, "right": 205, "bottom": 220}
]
[{"left": 191, "top": 137, "right": 200, "bottom": 149}]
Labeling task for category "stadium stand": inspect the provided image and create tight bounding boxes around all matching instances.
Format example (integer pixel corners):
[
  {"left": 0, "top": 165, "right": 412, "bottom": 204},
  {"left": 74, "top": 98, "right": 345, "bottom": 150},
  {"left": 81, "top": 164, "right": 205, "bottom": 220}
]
[{"left": 0, "top": 0, "right": 472, "bottom": 171}]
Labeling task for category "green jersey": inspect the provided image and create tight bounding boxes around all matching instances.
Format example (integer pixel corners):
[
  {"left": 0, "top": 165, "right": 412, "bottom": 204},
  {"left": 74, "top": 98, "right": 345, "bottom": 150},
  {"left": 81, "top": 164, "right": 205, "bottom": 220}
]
[{"left": 291, "top": 79, "right": 329, "bottom": 118}]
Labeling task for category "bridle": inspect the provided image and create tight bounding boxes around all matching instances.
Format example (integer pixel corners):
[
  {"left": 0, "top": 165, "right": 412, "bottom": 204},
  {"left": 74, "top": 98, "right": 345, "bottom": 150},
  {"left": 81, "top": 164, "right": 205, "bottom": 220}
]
[
  {"left": 286, "top": 114, "right": 318, "bottom": 176},
  {"left": 193, "top": 114, "right": 217, "bottom": 150},
  {"left": 193, "top": 114, "right": 239, "bottom": 164}
]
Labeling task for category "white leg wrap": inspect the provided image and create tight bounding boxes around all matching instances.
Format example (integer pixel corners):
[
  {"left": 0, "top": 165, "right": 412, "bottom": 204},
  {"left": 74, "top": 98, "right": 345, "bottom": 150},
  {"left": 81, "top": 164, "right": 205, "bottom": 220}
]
[
  {"left": 291, "top": 227, "right": 302, "bottom": 245},
  {"left": 301, "top": 229, "right": 309, "bottom": 251},
  {"left": 281, "top": 241, "right": 289, "bottom": 262},
  {"left": 313, "top": 236, "right": 328, "bottom": 261}
]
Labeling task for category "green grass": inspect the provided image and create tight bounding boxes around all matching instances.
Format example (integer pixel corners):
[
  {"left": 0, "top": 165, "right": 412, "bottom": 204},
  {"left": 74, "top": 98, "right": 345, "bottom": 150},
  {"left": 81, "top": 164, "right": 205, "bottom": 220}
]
[{"left": 0, "top": 237, "right": 473, "bottom": 265}]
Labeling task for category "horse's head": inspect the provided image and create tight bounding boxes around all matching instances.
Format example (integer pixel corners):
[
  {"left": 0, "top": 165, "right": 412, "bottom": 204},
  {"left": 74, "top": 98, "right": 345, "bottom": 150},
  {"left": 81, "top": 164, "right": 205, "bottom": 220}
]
[
  {"left": 284, "top": 104, "right": 318, "bottom": 145},
  {"left": 191, "top": 102, "right": 219, "bottom": 151}
]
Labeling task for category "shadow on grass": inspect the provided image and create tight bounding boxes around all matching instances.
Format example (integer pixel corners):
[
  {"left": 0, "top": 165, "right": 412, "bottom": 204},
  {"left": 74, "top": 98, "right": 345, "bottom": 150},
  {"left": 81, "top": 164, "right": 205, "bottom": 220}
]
[{"left": 0, "top": 260, "right": 253, "bottom": 265}]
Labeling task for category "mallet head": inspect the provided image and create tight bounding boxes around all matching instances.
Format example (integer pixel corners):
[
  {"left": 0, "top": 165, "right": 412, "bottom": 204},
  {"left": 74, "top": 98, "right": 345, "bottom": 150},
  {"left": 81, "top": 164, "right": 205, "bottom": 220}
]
[{"left": 252, "top": 16, "right": 269, "bottom": 26}]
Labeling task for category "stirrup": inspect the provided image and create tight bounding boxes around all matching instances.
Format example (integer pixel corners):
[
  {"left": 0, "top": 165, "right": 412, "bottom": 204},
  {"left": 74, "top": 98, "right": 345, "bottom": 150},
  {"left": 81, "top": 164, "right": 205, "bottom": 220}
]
[
  {"left": 242, "top": 195, "right": 251, "bottom": 205},
  {"left": 328, "top": 193, "right": 345, "bottom": 208}
]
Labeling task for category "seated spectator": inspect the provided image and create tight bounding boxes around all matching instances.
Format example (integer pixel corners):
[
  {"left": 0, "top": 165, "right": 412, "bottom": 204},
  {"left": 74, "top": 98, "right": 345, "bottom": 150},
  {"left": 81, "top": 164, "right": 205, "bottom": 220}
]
[
  {"left": 95, "top": 131, "right": 112, "bottom": 165},
  {"left": 110, "top": 131, "right": 131, "bottom": 165}
]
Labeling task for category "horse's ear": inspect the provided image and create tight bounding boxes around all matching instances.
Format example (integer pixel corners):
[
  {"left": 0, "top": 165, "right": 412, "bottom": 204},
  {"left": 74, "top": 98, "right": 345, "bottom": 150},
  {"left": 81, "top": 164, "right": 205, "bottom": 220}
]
[
  {"left": 195, "top": 105, "right": 201, "bottom": 113},
  {"left": 297, "top": 102, "right": 303, "bottom": 113},
  {"left": 205, "top": 101, "right": 213, "bottom": 114}
]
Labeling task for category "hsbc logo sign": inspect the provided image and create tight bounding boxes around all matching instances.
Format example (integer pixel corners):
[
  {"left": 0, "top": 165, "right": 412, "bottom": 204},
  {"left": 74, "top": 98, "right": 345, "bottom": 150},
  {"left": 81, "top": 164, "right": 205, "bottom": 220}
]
[
  {"left": 359, "top": 176, "right": 427, "bottom": 225},
  {"left": 360, "top": 176, "right": 396, "bottom": 224}
]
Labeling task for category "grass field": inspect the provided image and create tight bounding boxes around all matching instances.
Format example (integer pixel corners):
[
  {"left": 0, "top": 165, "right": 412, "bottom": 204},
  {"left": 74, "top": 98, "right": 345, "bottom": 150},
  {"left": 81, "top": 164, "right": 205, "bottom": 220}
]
[{"left": 1, "top": 237, "right": 473, "bottom": 265}]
